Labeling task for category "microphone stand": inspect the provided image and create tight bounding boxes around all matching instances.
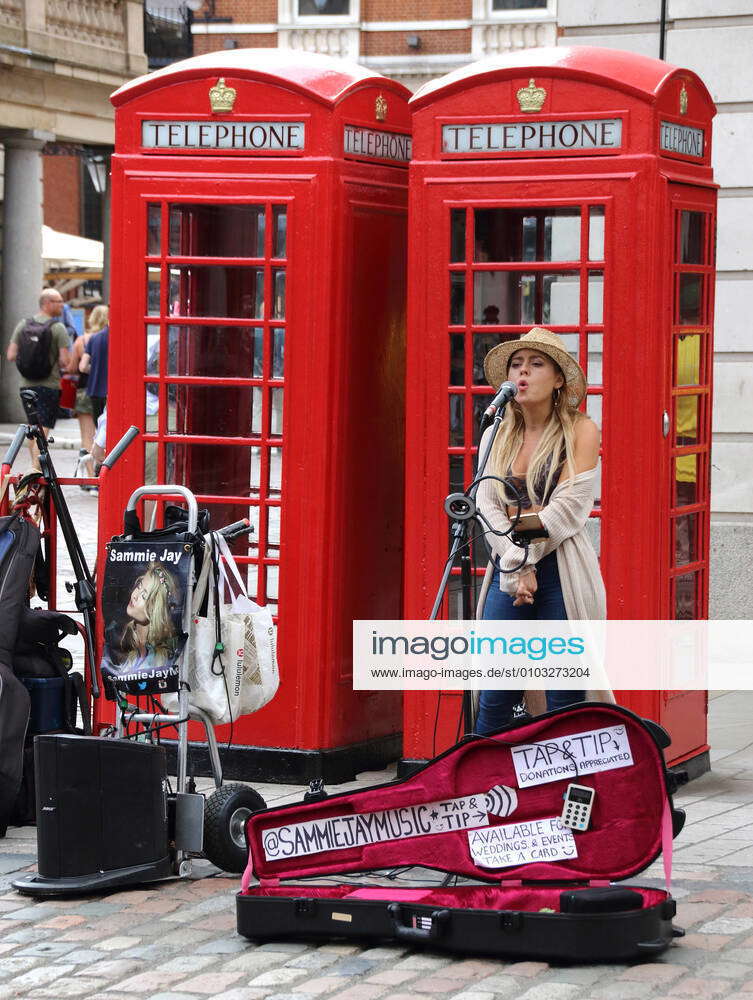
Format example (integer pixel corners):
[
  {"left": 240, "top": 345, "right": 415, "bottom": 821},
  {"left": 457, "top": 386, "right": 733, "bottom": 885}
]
[{"left": 429, "top": 399, "right": 524, "bottom": 736}]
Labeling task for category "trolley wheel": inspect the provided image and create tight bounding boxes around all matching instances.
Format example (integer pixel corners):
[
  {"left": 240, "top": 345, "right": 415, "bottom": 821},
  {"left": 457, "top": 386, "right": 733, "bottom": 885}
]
[{"left": 203, "top": 783, "right": 266, "bottom": 874}]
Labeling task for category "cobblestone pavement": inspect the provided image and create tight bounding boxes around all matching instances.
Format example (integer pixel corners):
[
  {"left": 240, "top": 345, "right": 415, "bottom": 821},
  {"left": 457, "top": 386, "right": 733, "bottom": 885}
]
[{"left": 2, "top": 425, "right": 753, "bottom": 999}]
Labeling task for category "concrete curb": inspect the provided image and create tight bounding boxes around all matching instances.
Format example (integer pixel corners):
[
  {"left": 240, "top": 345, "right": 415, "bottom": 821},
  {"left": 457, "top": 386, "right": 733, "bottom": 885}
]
[{"left": 0, "top": 432, "right": 79, "bottom": 451}]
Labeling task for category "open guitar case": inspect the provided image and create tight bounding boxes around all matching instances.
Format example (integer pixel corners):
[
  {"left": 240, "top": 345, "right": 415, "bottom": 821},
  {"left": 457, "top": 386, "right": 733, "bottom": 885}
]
[{"left": 237, "top": 703, "right": 687, "bottom": 962}]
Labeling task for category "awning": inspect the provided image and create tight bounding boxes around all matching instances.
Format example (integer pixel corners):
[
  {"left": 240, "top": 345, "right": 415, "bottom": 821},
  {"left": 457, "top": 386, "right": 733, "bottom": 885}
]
[{"left": 42, "top": 225, "right": 103, "bottom": 270}]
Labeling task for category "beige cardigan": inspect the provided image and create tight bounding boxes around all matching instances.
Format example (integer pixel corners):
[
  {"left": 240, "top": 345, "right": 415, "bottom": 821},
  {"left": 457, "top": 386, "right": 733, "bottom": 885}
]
[{"left": 474, "top": 426, "right": 613, "bottom": 712}]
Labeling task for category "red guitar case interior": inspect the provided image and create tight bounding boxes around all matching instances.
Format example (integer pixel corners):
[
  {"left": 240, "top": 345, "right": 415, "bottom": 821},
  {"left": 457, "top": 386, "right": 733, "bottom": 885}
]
[{"left": 237, "top": 703, "right": 686, "bottom": 962}]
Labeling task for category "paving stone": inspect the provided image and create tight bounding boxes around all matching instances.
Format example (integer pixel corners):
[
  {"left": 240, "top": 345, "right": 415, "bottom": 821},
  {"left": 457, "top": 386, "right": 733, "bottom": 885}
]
[
  {"left": 285, "top": 950, "right": 342, "bottom": 970},
  {"left": 158, "top": 954, "right": 218, "bottom": 975},
  {"left": 618, "top": 964, "right": 687, "bottom": 983},
  {"left": 671, "top": 934, "right": 733, "bottom": 952},
  {"left": 256, "top": 941, "right": 312, "bottom": 953},
  {"left": 225, "top": 950, "right": 288, "bottom": 973},
  {"left": 449, "top": 993, "right": 496, "bottom": 1000},
  {"left": 456, "top": 977, "right": 521, "bottom": 999},
  {"left": 94, "top": 936, "right": 144, "bottom": 952},
  {"left": 676, "top": 901, "right": 727, "bottom": 926},
  {"left": 56, "top": 948, "right": 114, "bottom": 964},
  {"left": 357, "top": 947, "right": 407, "bottom": 960},
  {"left": 327, "top": 986, "right": 387, "bottom": 1000},
  {"left": 366, "top": 970, "right": 418, "bottom": 986},
  {"left": 107, "top": 969, "right": 180, "bottom": 993},
  {"left": 327, "top": 958, "right": 377, "bottom": 976},
  {"left": 4, "top": 925, "right": 55, "bottom": 942},
  {"left": 173, "top": 971, "right": 245, "bottom": 994},
  {"left": 698, "top": 916, "right": 753, "bottom": 934},
  {"left": 510, "top": 986, "right": 580, "bottom": 1000},
  {"left": 249, "top": 967, "right": 310, "bottom": 986},
  {"left": 394, "top": 954, "right": 451, "bottom": 971},
  {"left": 543, "top": 966, "right": 606, "bottom": 986},
  {"left": 665, "top": 978, "right": 731, "bottom": 997},
  {"left": 579, "top": 986, "right": 655, "bottom": 1000},
  {"left": 75, "top": 960, "right": 146, "bottom": 980},
  {"left": 314, "top": 944, "right": 361, "bottom": 956},
  {"left": 212, "top": 991, "right": 269, "bottom": 1000},
  {"left": 0, "top": 956, "right": 40, "bottom": 978},
  {"left": 16, "top": 940, "right": 80, "bottom": 958},
  {"left": 143, "top": 994, "right": 200, "bottom": 1000},
  {"left": 29, "top": 977, "right": 109, "bottom": 997},
  {"left": 6, "top": 963, "right": 74, "bottom": 991},
  {"left": 686, "top": 889, "right": 750, "bottom": 904},
  {"left": 697, "top": 959, "right": 753, "bottom": 978},
  {"left": 292, "top": 976, "right": 344, "bottom": 995},
  {"left": 195, "top": 937, "right": 248, "bottom": 955}
]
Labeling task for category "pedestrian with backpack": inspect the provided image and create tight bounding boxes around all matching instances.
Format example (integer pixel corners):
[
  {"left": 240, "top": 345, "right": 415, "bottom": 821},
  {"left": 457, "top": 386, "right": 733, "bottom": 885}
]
[{"left": 6, "top": 289, "right": 71, "bottom": 468}]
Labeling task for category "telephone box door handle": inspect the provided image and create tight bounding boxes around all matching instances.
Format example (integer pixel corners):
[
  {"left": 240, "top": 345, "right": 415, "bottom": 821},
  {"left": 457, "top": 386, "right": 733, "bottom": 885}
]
[{"left": 662, "top": 411, "right": 670, "bottom": 437}]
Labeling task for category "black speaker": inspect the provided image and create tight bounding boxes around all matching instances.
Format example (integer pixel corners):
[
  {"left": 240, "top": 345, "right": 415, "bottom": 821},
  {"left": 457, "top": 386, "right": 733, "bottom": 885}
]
[{"left": 35, "top": 735, "right": 169, "bottom": 879}]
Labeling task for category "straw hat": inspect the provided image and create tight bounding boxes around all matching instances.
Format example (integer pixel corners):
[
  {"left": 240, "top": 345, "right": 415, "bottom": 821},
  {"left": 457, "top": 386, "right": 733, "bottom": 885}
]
[{"left": 483, "top": 327, "right": 587, "bottom": 408}]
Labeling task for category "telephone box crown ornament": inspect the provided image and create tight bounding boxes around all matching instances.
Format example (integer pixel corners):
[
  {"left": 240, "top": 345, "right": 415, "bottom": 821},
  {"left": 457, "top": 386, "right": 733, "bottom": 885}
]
[
  {"left": 680, "top": 83, "right": 688, "bottom": 115},
  {"left": 375, "top": 94, "right": 388, "bottom": 121},
  {"left": 517, "top": 78, "right": 546, "bottom": 113},
  {"left": 209, "top": 77, "right": 237, "bottom": 113}
]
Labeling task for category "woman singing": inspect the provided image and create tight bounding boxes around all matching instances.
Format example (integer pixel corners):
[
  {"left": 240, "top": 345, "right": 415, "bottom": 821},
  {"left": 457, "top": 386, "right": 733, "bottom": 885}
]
[{"left": 475, "top": 327, "right": 608, "bottom": 734}]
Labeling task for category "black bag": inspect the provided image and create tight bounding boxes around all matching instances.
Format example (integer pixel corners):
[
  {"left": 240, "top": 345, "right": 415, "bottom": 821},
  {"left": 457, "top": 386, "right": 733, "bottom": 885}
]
[
  {"left": 0, "top": 662, "right": 31, "bottom": 835},
  {"left": 0, "top": 516, "right": 40, "bottom": 664},
  {"left": 14, "top": 609, "right": 91, "bottom": 736},
  {"left": 15, "top": 317, "right": 56, "bottom": 380},
  {"left": 9, "top": 746, "right": 35, "bottom": 827}
]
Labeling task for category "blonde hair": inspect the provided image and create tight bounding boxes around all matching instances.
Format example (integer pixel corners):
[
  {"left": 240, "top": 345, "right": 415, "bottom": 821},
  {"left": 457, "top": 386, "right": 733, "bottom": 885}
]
[
  {"left": 121, "top": 560, "right": 180, "bottom": 663},
  {"left": 87, "top": 304, "right": 109, "bottom": 334},
  {"left": 490, "top": 360, "right": 584, "bottom": 507}
]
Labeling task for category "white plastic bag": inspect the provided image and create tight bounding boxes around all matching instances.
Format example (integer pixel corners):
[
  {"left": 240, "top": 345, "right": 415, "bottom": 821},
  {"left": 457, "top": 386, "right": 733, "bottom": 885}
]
[{"left": 166, "top": 532, "right": 279, "bottom": 725}]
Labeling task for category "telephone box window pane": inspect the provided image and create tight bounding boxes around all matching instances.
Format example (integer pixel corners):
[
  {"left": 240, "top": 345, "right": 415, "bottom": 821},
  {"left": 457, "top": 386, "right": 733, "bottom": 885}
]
[
  {"left": 585, "top": 517, "right": 601, "bottom": 558},
  {"left": 588, "top": 206, "right": 605, "bottom": 261},
  {"left": 473, "top": 333, "right": 514, "bottom": 384},
  {"left": 473, "top": 395, "right": 493, "bottom": 446},
  {"left": 681, "top": 211, "right": 704, "bottom": 264},
  {"left": 144, "top": 443, "right": 158, "bottom": 486},
  {"left": 474, "top": 208, "right": 579, "bottom": 263},
  {"left": 167, "top": 384, "right": 255, "bottom": 437},
  {"left": 168, "top": 204, "right": 265, "bottom": 258},
  {"left": 252, "top": 387, "right": 262, "bottom": 435},
  {"left": 271, "top": 388, "right": 284, "bottom": 436},
  {"left": 675, "top": 513, "right": 698, "bottom": 566},
  {"left": 544, "top": 210, "right": 580, "bottom": 262},
  {"left": 147, "top": 268, "right": 161, "bottom": 315},
  {"left": 269, "top": 447, "right": 282, "bottom": 494},
  {"left": 558, "top": 333, "right": 580, "bottom": 362},
  {"left": 266, "top": 565, "right": 279, "bottom": 602},
  {"left": 166, "top": 325, "right": 262, "bottom": 378},
  {"left": 544, "top": 272, "right": 580, "bottom": 325},
  {"left": 272, "top": 269, "right": 286, "bottom": 319},
  {"left": 676, "top": 335, "right": 701, "bottom": 386},
  {"left": 676, "top": 395, "right": 699, "bottom": 446},
  {"left": 169, "top": 265, "right": 264, "bottom": 319},
  {"left": 450, "top": 273, "right": 465, "bottom": 325},
  {"left": 588, "top": 334, "right": 603, "bottom": 385},
  {"left": 250, "top": 446, "right": 261, "bottom": 493},
  {"left": 450, "top": 335, "right": 465, "bottom": 386},
  {"left": 450, "top": 209, "right": 466, "bottom": 263},
  {"left": 246, "top": 563, "right": 258, "bottom": 601},
  {"left": 675, "top": 456, "right": 698, "bottom": 506},
  {"left": 587, "top": 394, "right": 602, "bottom": 429},
  {"left": 449, "top": 455, "right": 464, "bottom": 493},
  {"left": 273, "top": 206, "right": 287, "bottom": 259},
  {"left": 145, "top": 385, "right": 159, "bottom": 430},
  {"left": 146, "top": 325, "right": 160, "bottom": 375},
  {"left": 147, "top": 204, "right": 161, "bottom": 256},
  {"left": 449, "top": 394, "right": 464, "bottom": 446},
  {"left": 678, "top": 274, "right": 703, "bottom": 325},
  {"left": 674, "top": 572, "right": 697, "bottom": 620},
  {"left": 166, "top": 441, "right": 256, "bottom": 495},
  {"left": 588, "top": 272, "right": 604, "bottom": 324},
  {"left": 267, "top": 505, "right": 280, "bottom": 555},
  {"left": 271, "top": 328, "right": 285, "bottom": 378}
]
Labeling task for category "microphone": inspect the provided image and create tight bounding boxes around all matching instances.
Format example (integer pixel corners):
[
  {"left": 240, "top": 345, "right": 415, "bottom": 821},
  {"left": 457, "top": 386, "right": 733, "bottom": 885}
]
[{"left": 483, "top": 381, "right": 517, "bottom": 420}]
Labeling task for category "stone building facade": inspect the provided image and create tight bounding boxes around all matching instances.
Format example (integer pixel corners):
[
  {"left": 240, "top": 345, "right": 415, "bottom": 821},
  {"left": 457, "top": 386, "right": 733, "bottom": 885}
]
[{"left": 0, "top": 0, "right": 147, "bottom": 419}]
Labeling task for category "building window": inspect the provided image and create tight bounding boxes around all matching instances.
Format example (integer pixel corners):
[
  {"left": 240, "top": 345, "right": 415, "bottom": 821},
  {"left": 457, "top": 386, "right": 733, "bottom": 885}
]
[
  {"left": 492, "top": 0, "right": 548, "bottom": 8},
  {"left": 298, "top": 0, "right": 349, "bottom": 13}
]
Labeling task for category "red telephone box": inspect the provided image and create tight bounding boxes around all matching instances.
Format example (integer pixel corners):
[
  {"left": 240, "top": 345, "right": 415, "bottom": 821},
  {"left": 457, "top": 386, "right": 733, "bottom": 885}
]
[
  {"left": 99, "top": 50, "right": 411, "bottom": 782},
  {"left": 402, "top": 47, "right": 716, "bottom": 774}
]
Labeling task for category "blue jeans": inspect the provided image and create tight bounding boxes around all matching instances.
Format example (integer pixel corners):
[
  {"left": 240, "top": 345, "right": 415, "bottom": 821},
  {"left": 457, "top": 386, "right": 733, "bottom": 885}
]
[{"left": 475, "top": 551, "right": 585, "bottom": 735}]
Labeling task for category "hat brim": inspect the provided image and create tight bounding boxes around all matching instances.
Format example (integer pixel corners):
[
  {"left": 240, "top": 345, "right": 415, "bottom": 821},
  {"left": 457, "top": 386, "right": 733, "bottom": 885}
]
[{"left": 483, "top": 337, "right": 587, "bottom": 408}]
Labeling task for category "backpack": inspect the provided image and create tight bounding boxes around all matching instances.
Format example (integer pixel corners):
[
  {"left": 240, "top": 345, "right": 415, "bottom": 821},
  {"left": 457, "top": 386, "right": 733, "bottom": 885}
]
[{"left": 16, "top": 317, "right": 56, "bottom": 380}]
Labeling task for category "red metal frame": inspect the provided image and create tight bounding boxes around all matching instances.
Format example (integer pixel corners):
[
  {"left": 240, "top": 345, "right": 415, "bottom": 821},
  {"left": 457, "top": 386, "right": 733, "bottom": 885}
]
[{"left": 404, "top": 48, "right": 717, "bottom": 766}]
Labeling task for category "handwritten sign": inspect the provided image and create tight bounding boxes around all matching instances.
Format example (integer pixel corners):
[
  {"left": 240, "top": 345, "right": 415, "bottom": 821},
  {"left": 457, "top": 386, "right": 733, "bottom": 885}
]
[
  {"left": 261, "top": 785, "right": 517, "bottom": 860},
  {"left": 511, "top": 725, "right": 634, "bottom": 789},
  {"left": 468, "top": 816, "right": 576, "bottom": 868}
]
